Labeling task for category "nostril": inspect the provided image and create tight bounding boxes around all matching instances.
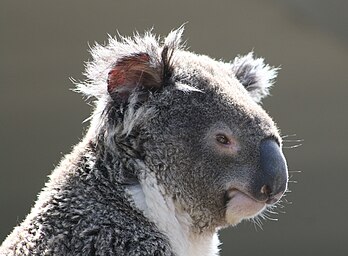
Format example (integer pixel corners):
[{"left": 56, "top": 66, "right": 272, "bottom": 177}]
[
  {"left": 261, "top": 185, "right": 283, "bottom": 204},
  {"left": 266, "top": 191, "right": 284, "bottom": 205},
  {"left": 260, "top": 184, "right": 272, "bottom": 197}
]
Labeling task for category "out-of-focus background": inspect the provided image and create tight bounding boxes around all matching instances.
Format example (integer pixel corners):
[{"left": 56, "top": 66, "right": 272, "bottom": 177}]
[{"left": 1, "top": 1, "right": 347, "bottom": 255}]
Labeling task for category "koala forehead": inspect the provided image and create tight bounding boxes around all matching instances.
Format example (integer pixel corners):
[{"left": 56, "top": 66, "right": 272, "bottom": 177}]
[
  {"left": 170, "top": 50, "right": 237, "bottom": 90},
  {"left": 155, "top": 50, "right": 277, "bottom": 136}
]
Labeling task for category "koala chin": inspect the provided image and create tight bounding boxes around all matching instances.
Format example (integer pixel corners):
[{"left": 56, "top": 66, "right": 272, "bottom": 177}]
[
  {"left": 225, "top": 189, "right": 267, "bottom": 225},
  {"left": 0, "top": 27, "right": 288, "bottom": 256}
]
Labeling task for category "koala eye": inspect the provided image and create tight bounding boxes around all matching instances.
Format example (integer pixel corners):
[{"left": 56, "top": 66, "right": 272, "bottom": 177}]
[{"left": 216, "top": 134, "right": 230, "bottom": 145}]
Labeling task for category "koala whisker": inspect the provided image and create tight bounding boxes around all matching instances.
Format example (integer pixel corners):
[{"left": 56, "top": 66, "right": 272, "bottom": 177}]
[
  {"left": 281, "top": 134, "right": 298, "bottom": 139},
  {"left": 283, "top": 144, "right": 302, "bottom": 149},
  {"left": 282, "top": 139, "right": 304, "bottom": 143},
  {"left": 288, "top": 170, "right": 302, "bottom": 173},
  {"left": 281, "top": 134, "right": 303, "bottom": 150},
  {"left": 288, "top": 174, "right": 298, "bottom": 182},
  {"left": 265, "top": 207, "right": 279, "bottom": 215},
  {"left": 262, "top": 210, "right": 279, "bottom": 221},
  {"left": 251, "top": 216, "right": 264, "bottom": 231},
  {"left": 288, "top": 180, "right": 297, "bottom": 183}
]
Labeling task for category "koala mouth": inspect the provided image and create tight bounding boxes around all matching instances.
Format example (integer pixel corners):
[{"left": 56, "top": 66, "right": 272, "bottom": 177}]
[{"left": 224, "top": 188, "right": 266, "bottom": 225}]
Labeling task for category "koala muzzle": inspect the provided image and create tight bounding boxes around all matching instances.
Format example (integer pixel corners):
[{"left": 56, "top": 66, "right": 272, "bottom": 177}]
[{"left": 252, "top": 138, "right": 288, "bottom": 204}]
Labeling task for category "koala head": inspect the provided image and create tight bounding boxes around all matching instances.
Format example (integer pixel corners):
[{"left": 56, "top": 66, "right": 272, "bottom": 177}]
[{"left": 77, "top": 28, "right": 288, "bottom": 232}]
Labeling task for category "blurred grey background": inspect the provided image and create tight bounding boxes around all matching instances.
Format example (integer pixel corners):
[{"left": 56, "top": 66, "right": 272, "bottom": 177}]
[{"left": 1, "top": 0, "right": 347, "bottom": 255}]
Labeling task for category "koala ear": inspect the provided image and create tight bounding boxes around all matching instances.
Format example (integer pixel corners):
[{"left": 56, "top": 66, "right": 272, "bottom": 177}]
[
  {"left": 76, "top": 28, "right": 182, "bottom": 103},
  {"left": 107, "top": 53, "right": 162, "bottom": 102},
  {"left": 231, "top": 52, "right": 278, "bottom": 103}
]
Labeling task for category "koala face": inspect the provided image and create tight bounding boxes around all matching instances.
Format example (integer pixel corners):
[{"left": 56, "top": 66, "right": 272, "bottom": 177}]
[
  {"left": 78, "top": 28, "right": 288, "bottom": 232},
  {"left": 140, "top": 53, "right": 287, "bottom": 230}
]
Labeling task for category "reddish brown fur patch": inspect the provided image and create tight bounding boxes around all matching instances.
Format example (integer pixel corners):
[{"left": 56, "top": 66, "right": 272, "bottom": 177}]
[{"left": 107, "top": 53, "right": 161, "bottom": 100}]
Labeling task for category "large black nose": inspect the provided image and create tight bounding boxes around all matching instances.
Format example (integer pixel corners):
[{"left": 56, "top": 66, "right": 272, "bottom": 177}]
[{"left": 252, "top": 138, "right": 288, "bottom": 204}]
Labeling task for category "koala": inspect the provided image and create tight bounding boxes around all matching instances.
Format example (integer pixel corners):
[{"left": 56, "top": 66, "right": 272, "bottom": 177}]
[{"left": 0, "top": 28, "right": 288, "bottom": 256}]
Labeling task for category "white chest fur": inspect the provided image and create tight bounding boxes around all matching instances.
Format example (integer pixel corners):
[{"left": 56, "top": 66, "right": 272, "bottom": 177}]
[{"left": 126, "top": 170, "right": 220, "bottom": 256}]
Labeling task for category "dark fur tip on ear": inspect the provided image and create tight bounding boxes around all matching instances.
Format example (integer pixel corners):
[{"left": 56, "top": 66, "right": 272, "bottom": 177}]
[
  {"left": 107, "top": 53, "right": 162, "bottom": 102},
  {"left": 231, "top": 52, "right": 279, "bottom": 103},
  {"left": 161, "top": 46, "right": 175, "bottom": 85}
]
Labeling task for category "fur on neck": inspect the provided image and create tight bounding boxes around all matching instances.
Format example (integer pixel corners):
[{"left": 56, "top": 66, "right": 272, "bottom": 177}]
[{"left": 125, "top": 160, "right": 220, "bottom": 256}]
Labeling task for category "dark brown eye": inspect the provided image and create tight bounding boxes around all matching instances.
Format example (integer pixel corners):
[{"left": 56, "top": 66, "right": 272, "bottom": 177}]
[{"left": 216, "top": 134, "right": 230, "bottom": 145}]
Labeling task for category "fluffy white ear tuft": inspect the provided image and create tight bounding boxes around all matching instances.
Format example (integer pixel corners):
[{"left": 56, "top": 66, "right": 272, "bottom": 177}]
[
  {"left": 231, "top": 52, "right": 279, "bottom": 103},
  {"left": 74, "top": 27, "right": 185, "bottom": 103}
]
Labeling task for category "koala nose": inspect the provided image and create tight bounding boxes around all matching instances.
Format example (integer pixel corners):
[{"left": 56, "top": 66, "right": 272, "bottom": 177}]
[{"left": 252, "top": 138, "right": 288, "bottom": 204}]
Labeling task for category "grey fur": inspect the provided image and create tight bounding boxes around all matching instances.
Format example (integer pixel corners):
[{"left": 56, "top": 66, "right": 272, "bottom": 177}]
[{"left": 0, "top": 28, "right": 287, "bottom": 256}]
